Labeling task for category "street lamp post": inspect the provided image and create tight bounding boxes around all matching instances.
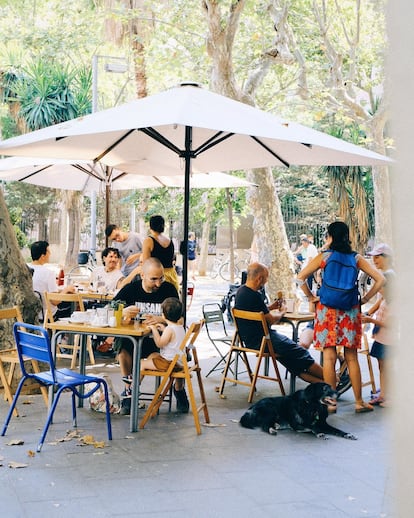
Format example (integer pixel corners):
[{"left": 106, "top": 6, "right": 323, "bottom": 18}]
[{"left": 90, "top": 54, "right": 128, "bottom": 256}]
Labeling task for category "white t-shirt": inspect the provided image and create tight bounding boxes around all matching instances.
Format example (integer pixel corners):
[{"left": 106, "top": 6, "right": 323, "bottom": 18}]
[
  {"left": 31, "top": 264, "right": 58, "bottom": 316},
  {"left": 90, "top": 266, "right": 124, "bottom": 293},
  {"left": 301, "top": 243, "right": 318, "bottom": 268},
  {"left": 161, "top": 323, "right": 186, "bottom": 361}
]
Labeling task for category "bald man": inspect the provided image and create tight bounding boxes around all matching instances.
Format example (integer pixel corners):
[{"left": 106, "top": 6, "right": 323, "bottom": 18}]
[{"left": 234, "top": 262, "right": 324, "bottom": 384}]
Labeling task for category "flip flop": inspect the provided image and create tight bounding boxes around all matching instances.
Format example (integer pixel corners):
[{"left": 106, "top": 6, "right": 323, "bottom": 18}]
[{"left": 355, "top": 403, "right": 374, "bottom": 413}]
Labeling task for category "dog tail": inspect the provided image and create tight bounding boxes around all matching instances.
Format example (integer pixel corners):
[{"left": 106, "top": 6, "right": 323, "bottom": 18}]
[{"left": 240, "top": 410, "right": 256, "bottom": 429}]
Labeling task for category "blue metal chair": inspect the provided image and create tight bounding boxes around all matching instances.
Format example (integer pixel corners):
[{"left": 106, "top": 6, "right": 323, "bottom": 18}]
[{"left": 1, "top": 323, "right": 112, "bottom": 452}]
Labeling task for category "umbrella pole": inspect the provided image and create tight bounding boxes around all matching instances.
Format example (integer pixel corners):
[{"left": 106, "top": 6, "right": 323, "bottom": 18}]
[
  {"left": 181, "top": 126, "right": 192, "bottom": 323},
  {"left": 105, "top": 181, "right": 110, "bottom": 247}
]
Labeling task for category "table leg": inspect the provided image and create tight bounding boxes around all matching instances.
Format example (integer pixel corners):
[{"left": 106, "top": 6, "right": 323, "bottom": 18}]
[
  {"left": 77, "top": 334, "right": 87, "bottom": 408},
  {"left": 129, "top": 336, "right": 141, "bottom": 433}
]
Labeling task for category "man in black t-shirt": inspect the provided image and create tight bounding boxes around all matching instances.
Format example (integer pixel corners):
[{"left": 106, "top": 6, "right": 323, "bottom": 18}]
[
  {"left": 113, "top": 258, "right": 188, "bottom": 415},
  {"left": 234, "top": 263, "right": 324, "bottom": 384}
]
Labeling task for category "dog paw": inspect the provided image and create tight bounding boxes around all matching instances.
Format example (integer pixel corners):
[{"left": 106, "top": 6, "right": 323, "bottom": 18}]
[
  {"left": 316, "top": 433, "right": 328, "bottom": 440},
  {"left": 268, "top": 427, "right": 278, "bottom": 435},
  {"left": 344, "top": 433, "right": 358, "bottom": 440}
]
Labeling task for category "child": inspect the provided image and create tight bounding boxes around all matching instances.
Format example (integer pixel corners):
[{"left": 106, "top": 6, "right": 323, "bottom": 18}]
[
  {"left": 361, "top": 271, "right": 394, "bottom": 407},
  {"left": 141, "top": 296, "right": 185, "bottom": 367}
]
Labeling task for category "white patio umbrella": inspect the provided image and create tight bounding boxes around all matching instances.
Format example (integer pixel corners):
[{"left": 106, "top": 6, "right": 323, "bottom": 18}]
[
  {"left": 0, "top": 82, "right": 392, "bottom": 313},
  {"left": 0, "top": 155, "right": 253, "bottom": 231}
]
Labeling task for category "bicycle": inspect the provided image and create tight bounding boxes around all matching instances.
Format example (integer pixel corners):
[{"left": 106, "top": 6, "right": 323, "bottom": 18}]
[
  {"left": 210, "top": 251, "right": 248, "bottom": 282},
  {"left": 67, "top": 250, "right": 97, "bottom": 285}
]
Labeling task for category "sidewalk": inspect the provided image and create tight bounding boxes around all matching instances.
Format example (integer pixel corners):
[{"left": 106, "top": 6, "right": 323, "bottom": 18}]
[{"left": 0, "top": 276, "right": 395, "bottom": 517}]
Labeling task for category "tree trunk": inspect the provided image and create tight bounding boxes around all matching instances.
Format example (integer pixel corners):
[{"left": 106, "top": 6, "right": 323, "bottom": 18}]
[
  {"left": 247, "top": 167, "right": 295, "bottom": 298},
  {"left": 0, "top": 189, "right": 41, "bottom": 350},
  {"left": 198, "top": 195, "right": 214, "bottom": 276},
  {"left": 64, "top": 191, "right": 83, "bottom": 269}
]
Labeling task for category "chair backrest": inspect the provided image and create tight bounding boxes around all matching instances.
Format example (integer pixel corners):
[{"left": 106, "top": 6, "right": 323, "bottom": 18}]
[
  {"left": 0, "top": 306, "right": 23, "bottom": 322},
  {"left": 13, "top": 322, "right": 56, "bottom": 380},
  {"left": 44, "top": 292, "right": 85, "bottom": 323},
  {"left": 202, "top": 303, "right": 228, "bottom": 338},
  {"left": 231, "top": 308, "right": 270, "bottom": 347},
  {"left": 0, "top": 306, "right": 24, "bottom": 347},
  {"left": 181, "top": 321, "right": 203, "bottom": 352}
]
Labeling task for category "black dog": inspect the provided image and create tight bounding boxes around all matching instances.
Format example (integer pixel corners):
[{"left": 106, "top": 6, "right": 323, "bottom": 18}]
[{"left": 240, "top": 382, "right": 357, "bottom": 440}]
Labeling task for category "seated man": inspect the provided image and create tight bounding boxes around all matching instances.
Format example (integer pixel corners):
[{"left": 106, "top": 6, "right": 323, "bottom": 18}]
[
  {"left": 90, "top": 247, "right": 125, "bottom": 294},
  {"left": 234, "top": 263, "right": 324, "bottom": 384},
  {"left": 112, "top": 257, "right": 188, "bottom": 415},
  {"left": 30, "top": 240, "right": 75, "bottom": 321}
]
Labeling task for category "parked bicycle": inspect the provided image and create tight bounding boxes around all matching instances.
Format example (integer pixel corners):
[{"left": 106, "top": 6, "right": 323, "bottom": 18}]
[
  {"left": 210, "top": 251, "right": 248, "bottom": 282},
  {"left": 67, "top": 250, "right": 97, "bottom": 285}
]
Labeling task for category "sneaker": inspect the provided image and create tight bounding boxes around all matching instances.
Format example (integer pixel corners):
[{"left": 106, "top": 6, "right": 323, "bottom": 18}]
[
  {"left": 122, "top": 375, "right": 133, "bottom": 385},
  {"left": 120, "top": 389, "right": 132, "bottom": 416},
  {"left": 173, "top": 386, "right": 189, "bottom": 414}
]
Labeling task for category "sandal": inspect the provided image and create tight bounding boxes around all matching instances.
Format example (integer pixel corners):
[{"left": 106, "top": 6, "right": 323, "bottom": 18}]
[
  {"left": 355, "top": 402, "right": 374, "bottom": 413},
  {"left": 369, "top": 395, "right": 384, "bottom": 406}
]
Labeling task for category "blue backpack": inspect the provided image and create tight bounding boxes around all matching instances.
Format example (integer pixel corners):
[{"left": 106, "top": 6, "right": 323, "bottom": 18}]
[{"left": 319, "top": 251, "right": 359, "bottom": 310}]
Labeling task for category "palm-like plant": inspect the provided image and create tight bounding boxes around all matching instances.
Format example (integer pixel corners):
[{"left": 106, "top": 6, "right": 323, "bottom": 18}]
[{"left": 322, "top": 127, "right": 371, "bottom": 253}]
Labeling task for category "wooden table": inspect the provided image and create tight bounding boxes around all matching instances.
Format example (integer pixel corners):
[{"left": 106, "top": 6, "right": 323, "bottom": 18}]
[
  {"left": 46, "top": 320, "right": 150, "bottom": 433},
  {"left": 280, "top": 312, "right": 315, "bottom": 393}
]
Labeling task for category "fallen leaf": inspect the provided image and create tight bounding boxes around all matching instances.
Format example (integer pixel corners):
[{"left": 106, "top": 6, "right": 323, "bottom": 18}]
[
  {"left": 8, "top": 461, "right": 28, "bottom": 469},
  {"left": 201, "top": 423, "right": 226, "bottom": 427},
  {"left": 93, "top": 441, "right": 105, "bottom": 449},
  {"left": 27, "top": 450, "right": 36, "bottom": 457},
  {"left": 7, "top": 439, "right": 24, "bottom": 446},
  {"left": 230, "top": 419, "right": 240, "bottom": 423},
  {"left": 56, "top": 430, "right": 81, "bottom": 443},
  {"left": 22, "top": 400, "right": 33, "bottom": 405},
  {"left": 79, "top": 434, "right": 95, "bottom": 445}
]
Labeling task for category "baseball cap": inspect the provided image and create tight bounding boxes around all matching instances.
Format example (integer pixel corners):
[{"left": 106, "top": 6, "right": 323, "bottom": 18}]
[{"left": 368, "top": 243, "right": 393, "bottom": 256}]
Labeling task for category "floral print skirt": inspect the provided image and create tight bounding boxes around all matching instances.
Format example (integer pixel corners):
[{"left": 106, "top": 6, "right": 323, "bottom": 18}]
[{"left": 314, "top": 302, "right": 362, "bottom": 350}]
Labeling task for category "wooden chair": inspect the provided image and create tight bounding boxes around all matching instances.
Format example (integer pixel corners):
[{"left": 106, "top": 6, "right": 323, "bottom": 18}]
[
  {"left": 218, "top": 309, "right": 285, "bottom": 403},
  {"left": 139, "top": 321, "right": 210, "bottom": 435},
  {"left": 0, "top": 306, "right": 48, "bottom": 416},
  {"left": 44, "top": 292, "right": 95, "bottom": 369},
  {"left": 360, "top": 324, "right": 377, "bottom": 393}
]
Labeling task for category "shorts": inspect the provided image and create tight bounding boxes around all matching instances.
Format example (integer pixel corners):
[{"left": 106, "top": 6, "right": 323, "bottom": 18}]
[
  {"left": 370, "top": 340, "right": 388, "bottom": 360},
  {"left": 270, "top": 330, "right": 315, "bottom": 376},
  {"left": 245, "top": 330, "right": 315, "bottom": 376},
  {"left": 152, "top": 354, "right": 183, "bottom": 372}
]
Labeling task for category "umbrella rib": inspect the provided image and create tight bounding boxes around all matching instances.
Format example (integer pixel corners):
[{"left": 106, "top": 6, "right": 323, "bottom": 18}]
[
  {"left": 91, "top": 129, "right": 136, "bottom": 162},
  {"left": 19, "top": 164, "right": 52, "bottom": 182},
  {"left": 250, "top": 136, "right": 290, "bottom": 168},
  {"left": 139, "top": 127, "right": 183, "bottom": 156},
  {"left": 193, "top": 131, "right": 234, "bottom": 156}
]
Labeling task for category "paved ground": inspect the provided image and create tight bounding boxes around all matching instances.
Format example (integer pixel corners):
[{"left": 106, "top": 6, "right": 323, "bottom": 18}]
[{"left": 0, "top": 276, "right": 395, "bottom": 517}]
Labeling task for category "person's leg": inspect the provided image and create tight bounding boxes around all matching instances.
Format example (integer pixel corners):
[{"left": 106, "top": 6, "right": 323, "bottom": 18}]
[
  {"left": 322, "top": 346, "right": 337, "bottom": 389},
  {"left": 344, "top": 347, "right": 373, "bottom": 411},
  {"left": 299, "top": 326, "right": 314, "bottom": 349},
  {"left": 299, "top": 362, "right": 324, "bottom": 383}
]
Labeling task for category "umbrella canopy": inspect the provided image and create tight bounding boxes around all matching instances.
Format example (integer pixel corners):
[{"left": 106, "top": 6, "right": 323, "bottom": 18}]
[
  {"left": 0, "top": 156, "right": 253, "bottom": 191},
  {"left": 0, "top": 83, "right": 392, "bottom": 315}
]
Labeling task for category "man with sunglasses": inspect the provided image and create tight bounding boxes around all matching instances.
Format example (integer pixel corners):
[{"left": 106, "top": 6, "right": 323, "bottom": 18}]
[{"left": 112, "top": 257, "right": 186, "bottom": 415}]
